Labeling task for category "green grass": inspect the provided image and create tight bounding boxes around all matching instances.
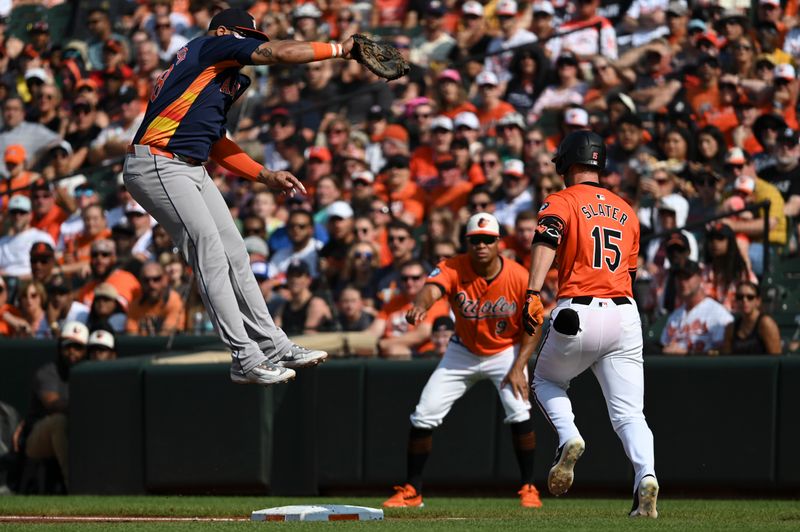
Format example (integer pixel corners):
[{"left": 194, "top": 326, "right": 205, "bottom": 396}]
[{"left": 0, "top": 496, "right": 799, "bottom": 531}]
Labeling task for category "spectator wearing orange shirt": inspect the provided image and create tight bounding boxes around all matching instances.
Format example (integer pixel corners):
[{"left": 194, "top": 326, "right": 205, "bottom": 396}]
[
  {"left": 434, "top": 69, "right": 478, "bottom": 119},
  {"left": 367, "top": 260, "right": 450, "bottom": 359},
  {"left": 0, "top": 276, "right": 20, "bottom": 336},
  {"left": 126, "top": 261, "right": 186, "bottom": 336},
  {"left": 61, "top": 205, "right": 112, "bottom": 274},
  {"left": 427, "top": 154, "right": 474, "bottom": 215},
  {"left": 475, "top": 70, "right": 516, "bottom": 136},
  {"left": 380, "top": 155, "right": 426, "bottom": 225},
  {"left": 74, "top": 239, "right": 141, "bottom": 310},
  {"left": 686, "top": 54, "right": 723, "bottom": 117},
  {"left": 1, "top": 145, "right": 37, "bottom": 209},
  {"left": 410, "top": 116, "right": 455, "bottom": 189},
  {"left": 30, "top": 180, "right": 69, "bottom": 244}
]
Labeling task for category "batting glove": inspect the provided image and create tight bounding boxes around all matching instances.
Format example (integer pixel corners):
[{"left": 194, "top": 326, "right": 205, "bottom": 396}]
[{"left": 523, "top": 290, "right": 544, "bottom": 336}]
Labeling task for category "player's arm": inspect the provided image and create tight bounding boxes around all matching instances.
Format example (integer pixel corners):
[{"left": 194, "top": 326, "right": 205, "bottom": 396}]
[
  {"left": 523, "top": 214, "right": 562, "bottom": 335},
  {"left": 406, "top": 283, "right": 445, "bottom": 326},
  {"left": 251, "top": 37, "right": 354, "bottom": 65},
  {"left": 501, "top": 325, "right": 542, "bottom": 401},
  {"left": 209, "top": 136, "right": 305, "bottom": 195}
]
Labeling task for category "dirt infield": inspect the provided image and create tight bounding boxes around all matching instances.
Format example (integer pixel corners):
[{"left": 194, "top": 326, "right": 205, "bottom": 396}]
[{"left": 0, "top": 516, "right": 249, "bottom": 523}]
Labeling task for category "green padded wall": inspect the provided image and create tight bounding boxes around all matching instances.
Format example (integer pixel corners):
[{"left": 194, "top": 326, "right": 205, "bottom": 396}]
[{"left": 777, "top": 357, "right": 800, "bottom": 488}]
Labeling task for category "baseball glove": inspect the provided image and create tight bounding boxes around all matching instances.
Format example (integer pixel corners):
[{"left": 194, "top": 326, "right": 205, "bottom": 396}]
[{"left": 350, "top": 34, "right": 410, "bottom": 81}]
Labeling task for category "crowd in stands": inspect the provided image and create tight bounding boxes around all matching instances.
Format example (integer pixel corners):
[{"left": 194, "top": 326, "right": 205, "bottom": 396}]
[{"left": 0, "top": 0, "right": 797, "bottom": 357}]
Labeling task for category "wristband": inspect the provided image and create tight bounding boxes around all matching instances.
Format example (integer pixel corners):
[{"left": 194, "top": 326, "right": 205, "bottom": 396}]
[
  {"left": 311, "top": 42, "right": 343, "bottom": 60},
  {"left": 526, "top": 290, "right": 540, "bottom": 296}
]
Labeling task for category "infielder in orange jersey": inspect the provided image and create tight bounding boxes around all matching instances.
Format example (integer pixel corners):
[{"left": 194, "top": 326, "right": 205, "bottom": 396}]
[
  {"left": 382, "top": 213, "right": 543, "bottom": 510},
  {"left": 522, "top": 131, "right": 659, "bottom": 518}
]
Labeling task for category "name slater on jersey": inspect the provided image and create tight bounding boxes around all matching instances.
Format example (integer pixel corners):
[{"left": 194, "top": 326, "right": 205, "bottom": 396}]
[
  {"left": 454, "top": 292, "right": 517, "bottom": 319},
  {"left": 581, "top": 203, "right": 628, "bottom": 225}
]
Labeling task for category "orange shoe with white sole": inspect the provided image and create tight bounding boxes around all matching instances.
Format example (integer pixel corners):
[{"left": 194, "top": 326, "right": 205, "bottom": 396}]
[
  {"left": 382, "top": 484, "right": 424, "bottom": 508},
  {"left": 519, "top": 483, "right": 543, "bottom": 508}
]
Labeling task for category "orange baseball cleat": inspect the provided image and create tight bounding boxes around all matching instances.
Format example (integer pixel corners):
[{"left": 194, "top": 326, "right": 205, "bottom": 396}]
[
  {"left": 518, "top": 483, "right": 543, "bottom": 508},
  {"left": 382, "top": 484, "right": 424, "bottom": 508}
]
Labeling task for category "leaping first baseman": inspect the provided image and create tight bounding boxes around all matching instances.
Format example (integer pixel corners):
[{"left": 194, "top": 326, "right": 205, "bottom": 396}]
[{"left": 123, "top": 9, "right": 356, "bottom": 384}]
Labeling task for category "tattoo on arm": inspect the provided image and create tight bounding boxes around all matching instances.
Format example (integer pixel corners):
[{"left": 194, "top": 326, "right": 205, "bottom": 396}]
[{"left": 254, "top": 45, "right": 274, "bottom": 62}]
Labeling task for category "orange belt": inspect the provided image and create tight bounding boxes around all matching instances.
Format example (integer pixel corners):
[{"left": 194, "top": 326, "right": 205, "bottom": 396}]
[{"left": 127, "top": 145, "right": 201, "bottom": 165}]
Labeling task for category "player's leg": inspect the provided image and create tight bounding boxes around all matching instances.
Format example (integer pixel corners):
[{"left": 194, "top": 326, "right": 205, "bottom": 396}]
[
  {"left": 196, "top": 169, "right": 324, "bottom": 368},
  {"left": 590, "top": 303, "right": 657, "bottom": 517},
  {"left": 123, "top": 152, "right": 292, "bottom": 384},
  {"left": 483, "top": 347, "right": 541, "bottom": 507},
  {"left": 383, "top": 342, "right": 478, "bottom": 508},
  {"left": 532, "top": 303, "right": 601, "bottom": 495}
]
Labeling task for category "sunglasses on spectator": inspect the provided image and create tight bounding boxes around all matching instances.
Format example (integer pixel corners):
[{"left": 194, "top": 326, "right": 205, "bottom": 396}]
[
  {"left": 143, "top": 275, "right": 163, "bottom": 283},
  {"left": 481, "top": 159, "right": 499, "bottom": 167},
  {"left": 388, "top": 235, "right": 409, "bottom": 243},
  {"left": 8, "top": 210, "right": 27, "bottom": 216},
  {"left": 244, "top": 227, "right": 264, "bottom": 236},
  {"left": 468, "top": 235, "right": 498, "bottom": 246},
  {"left": 470, "top": 201, "right": 490, "bottom": 210},
  {"left": 353, "top": 179, "right": 371, "bottom": 187},
  {"left": 525, "top": 138, "right": 543, "bottom": 145},
  {"left": 415, "top": 112, "right": 431, "bottom": 120},
  {"left": 91, "top": 251, "right": 112, "bottom": 258},
  {"left": 156, "top": 23, "right": 171, "bottom": 29},
  {"left": 354, "top": 251, "right": 373, "bottom": 259},
  {"left": 732, "top": 44, "right": 753, "bottom": 51},
  {"left": 75, "top": 189, "right": 95, "bottom": 198},
  {"left": 30, "top": 256, "right": 53, "bottom": 264},
  {"left": 735, "top": 293, "right": 757, "bottom": 301},
  {"left": 400, "top": 274, "right": 424, "bottom": 282}
]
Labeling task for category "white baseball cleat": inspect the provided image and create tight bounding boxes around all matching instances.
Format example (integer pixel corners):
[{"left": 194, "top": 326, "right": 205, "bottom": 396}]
[
  {"left": 629, "top": 475, "right": 659, "bottom": 518},
  {"left": 275, "top": 344, "right": 328, "bottom": 369},
  {"left": 547, "top": 436, "right": 585, "bottom": 496},
  {"left": 231, "top": 361, "right": 295, "bottom": 385}
]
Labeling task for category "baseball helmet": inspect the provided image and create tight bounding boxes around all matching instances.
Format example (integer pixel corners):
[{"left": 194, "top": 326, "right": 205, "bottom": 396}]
[{"left": 552, "top": 130, "right": 606, "bottom": 175}]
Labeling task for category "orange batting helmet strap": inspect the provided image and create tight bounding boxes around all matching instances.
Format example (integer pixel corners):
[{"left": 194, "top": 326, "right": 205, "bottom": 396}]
[
  {"left": 465, "top": 213, "right": 501, "bottom": 237},
  {"left": 552, "top": 130, "right": 606, "bottom": 176}
]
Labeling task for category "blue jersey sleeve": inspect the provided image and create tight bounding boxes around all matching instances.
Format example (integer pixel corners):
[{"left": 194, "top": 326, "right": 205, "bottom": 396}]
[{"left": 199, "top": 35, "right": 263, "bottom": 66}]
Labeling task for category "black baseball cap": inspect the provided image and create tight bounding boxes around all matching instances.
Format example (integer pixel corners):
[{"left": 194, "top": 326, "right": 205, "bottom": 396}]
[
  {"left": 286, "top": 261, "right": 311, "bottom": 277},
  {"left": 208, "top": 8, "right": 270, "bottom": 41},
  {"left": 672, "top": 260, "right": 701, "bottom": 277}
]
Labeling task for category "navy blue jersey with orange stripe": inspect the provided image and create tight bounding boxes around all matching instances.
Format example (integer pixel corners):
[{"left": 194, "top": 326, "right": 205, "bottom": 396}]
[{"left": 132, "top": 35, "right": 261, "bottom": 162}]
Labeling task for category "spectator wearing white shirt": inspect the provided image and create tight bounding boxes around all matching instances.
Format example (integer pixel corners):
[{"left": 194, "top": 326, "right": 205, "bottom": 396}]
[
  {"left": 409, "top": 1, "right": 456, "bottom": 69},
  {"left": 622, "top": 0, "right": 670, "bottom": 48},
  {"left": 661, "top": 260, "right": 734, "bottom": 355},
  {"left": 555, "top": 0, "right": 618, "bottom": 61},
  {"left": 484, "top": 0, "right": 537, "bottom": 86},
  {"left": 154, "top": 14, "right": 189, "bottom": 63},
  {"left": 528, "top": 52, "right": 588, "bottom": 123},
  {"left": 125, "top": 200, "right": 154, "bottom": 261},
  {"left": 0, "top": 97, "right": 60, "bottom": 176},
  {"left": 0, "top": 195, "right": 56, "bottom": 277},
  {"left": 494, "top": 159, "right": 534, "bottom": 231},
  {"left": 58, "top": 183, "right": 101, "bottom": 249}
]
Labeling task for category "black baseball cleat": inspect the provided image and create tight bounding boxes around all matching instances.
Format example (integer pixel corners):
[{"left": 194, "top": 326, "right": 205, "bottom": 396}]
[
  {"left": 629, "top": 475, "right": 659, "bottom": 518},
  {"left": 547, "top": 436, "right": 585, "bottom": 496}
]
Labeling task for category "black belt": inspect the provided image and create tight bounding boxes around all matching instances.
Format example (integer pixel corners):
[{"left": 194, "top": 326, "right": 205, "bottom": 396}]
[{"left": 571, "top": 296, "right": 631, "bottom": 305}]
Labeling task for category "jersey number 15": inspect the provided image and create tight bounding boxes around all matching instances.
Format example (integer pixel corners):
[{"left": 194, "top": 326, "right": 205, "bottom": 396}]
[{"left": 591, "top": 226, "right": 621, "bottom": 272}]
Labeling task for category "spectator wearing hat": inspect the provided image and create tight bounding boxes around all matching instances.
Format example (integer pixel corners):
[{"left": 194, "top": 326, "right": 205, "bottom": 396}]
[
  {"left": 350, "top": 170, "right": 377, "bottom": 211},
  {"left": 722, "top": 280, "right": 781, "bottom": 355},
  {"left": 88, "top": 329, "right": 117, "bottom": 361},
  {"left": 496, "top": 112, "right": 526, "bottom": 159},
  {"left": 650, "top": 231, "right": 693, "bottom": 314},
  {"left": 447, "top": 1, "right": 492, "bottom": 78},
  {"left": 751, "top": 113, "right": 787, "bottom": 173},
  {"left": 494, "top": 159, "right": 533, "bottom": 232},
  {"left": 45, "top": 276, "right": 90, "bottom": 336},
  {"left": 555, "top": 0, "right": 617, "bottom": 60},
  {"left": 367, "top": 259, "right": 450, "bottom": 359},
  {"left": 716, "top": 9, "right": 749, "bottom": 45},
  {"left": 379, "top": 155, "right": 425, "bottom": 226},
  {"left": 269, "top": 208, "right": 323, "bottom": 281},
  {"left": 19, "top": 321, "right": 90, "bottom": 487},
  {"left": 304, "top": 146, "right": 333, "bottom": 195},
  {"left": 124, "top": 200, "right": 155, "bottom": 261},
  {"left": 661, "top": 260, "right": 733, "bottom": 355},
  {"left": 58, "top": 182, "right": 101, "bottom": 245},
  {"left": 453, "top": 112, "right": 483, "bottom": 160},
  {"left": 64, "top": 99, "right": 102, "bottom": 172},
  {"left": 27, "top": 20, "right": 52, "bottom": 56},
  {"left": 88, "top": 86, "right": 144, "bottom": 166},
  {"left": 721, "top": 148, "right": 786, "bottom": 275},
  {"left": 474, "top": 71, "right": 516, "bottom": 136},
  {"left": 687, "top": 54, "right": 723, "bottom": 117},
  {"left": 664, "top": 1, "right": 691, "bottom": 54},
  {"left": 483, "top": 0, "right": 536, "bottom": 87},
  {"left": 0, "top": 195, "right": 55, "bottom": 277},
  {"left": 527, "top": 53, "right": 587, "bottom": 124},
  {"left": 29, "top": 242, "right": 58, "bottom": 286},
  {"left": 410, "top": 116, "right": 455, "bottom": 189},
  {"left": 87, "top": 282, "right": 127, "bottom": 334},
  {"left": 319, "top": 201, "right": 356, "bottom": 285},
  {"left": 409, "top": 1, "right": 456, "bottom": 69},
  {"left": 74, "top": 239, "right": 141, "bottom": 311},
  {"left": 274, "top": 261, "right": 334, "bottom": 336},
  {"left": 0, "top": 144, "right": 38, "bottom": 203},
  {"left": 530, "top": 2, "right": 559, "bottom": 59},
  {"left": 23, "top": 68, "right": 50, "bottom": 104},
  {"left": 645, "top": 193, "right": 699, "bottom": 269},
  {"left": 419, "top": 315, "right": 455, "bottom": 358},
  {"left": 702, "top": 222, "right": 757, "bottom": 311},
  {"left": 369, "top": 124, "right": 409, "bottom": 175},
  {"left": 434, "top": 69, "right": 478, "bottom": 120},
  {"left": 126, "top": 261, "right": 185, "bottom": 336},
  {"left": 427, "top": 153, "right": 473, "bottom": 214},
  {"left": 291, "top": 3, "right": 328, "bottom": 42},
  {"left": 86, "top": 7, "right": 129, "bottom": 71},
  {"left": 244, "top": 235, "right": 269, "bottom": 264}
]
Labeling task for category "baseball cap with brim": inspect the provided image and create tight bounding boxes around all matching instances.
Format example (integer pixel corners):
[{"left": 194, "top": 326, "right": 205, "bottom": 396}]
[
  {"left": 252, "top": 261, "right": 269, "bottom": 281},
  {"left": 496, "top": 0, "right": 518, "bottom": 16},
  {"left": 306, "top": 146, "right": 332, "bottom": 162},
  {"left": 556, "top": 52, "right": 579, "bottom": 67},
  {"left": 533, "top": 2, "right": 555, "bottom": 16},
  {"left": 351, "top": 170, "right": 375, "bottom": 184},
  {"left": 465, "top": 213, "right": 501, "bottom": 237},
  {"left": 498, "top": 112, "right": 526, "bottom": 129},
  {"left": 60, "top": 321, "right": 89, "bottom": 345},
  {"left": 774, "top": 64, "right": 796, "bottom": 81},
  {"left": 734, "top": 175, "right": 756, "bottom": 194},
  {"left": 46, "top": 276, "right": 71, "bottom": 295},
  {"left": 708, "top": 222, "right": 735, "bottom": 239},
  {"left": 4, "top": 144, "right": 26, "bottom": 165},
  {"left": 564, "top": 108, "right": 589, "bottom": 127},
  {"left": 725, "top": 147, "right": 748, "bottom": 165},
  {"left": 382, "top": 154, "right": 410, "bottom": 172},
  {"left": 327, "top": 201, "right": 354, "bottom": 219},
  {"left": 8, "top": 195, "right": 31, "bottom": 213},
  {"left": 244, "top": 235, "right": 269, "bottom": 258},
  {"left": 30, "top": 241, "right": 55, "bottom": 258},
  {"left": 50, "top": 140, "right": 73, "bottom": 156},
  {"left": 667, "top": 0, "right": 689, "bottom": 16},
  {"left": 462, "top": 0, "right": 484, "bottom": 16},
  {"left": 438, "top": 69, "right": 461, "bottom": 83},
  {"left": 88, "top": 329, "right": 115, "bottom": 349},
  {"left": 475, "top": 70, "right": 499, "bottom": 87},
  {"left": 672, "top": 260, "right": 701, "bottom": 277},
  {"left": 94, "top": 282, "right": 119, "bottom": 301},
  {"left": 454, "top": 111, "right": 480, "bottom": 130},
  {"left": 208, "top": 8, "right": 270, "bottom": 41},
  {"left": 432, "top": 316, "right": 455, "bottom": 331},
  {"left": 502, "top": 159, "right": 526, "bottom": 178},
  {"left": 125, "top": 200, "right": 147, "bottom": 215},
  {"left": 286, "top": 261, "right": 311, "bottom": 277},
  {"left": 779, "top": 127, "right": 799, "bottom": 146},
  {"left": 24, "top": 68, "right": 49, "bottom": 83},
  {"left": 688, "top": 19, "right": 707, "bottom": 32},
  {"left": 429, "top": 116, "right": 454, "bottom": 132}
]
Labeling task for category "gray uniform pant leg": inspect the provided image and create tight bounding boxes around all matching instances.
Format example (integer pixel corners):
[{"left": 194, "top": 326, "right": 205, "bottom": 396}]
[{"left": 123, "top": 147, "right": 290, "bottom": 371}]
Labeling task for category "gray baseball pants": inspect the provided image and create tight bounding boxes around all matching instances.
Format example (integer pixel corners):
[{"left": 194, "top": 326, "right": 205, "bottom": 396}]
[{"left": 123, "top": 145, "right": 291, "bottom": 372}]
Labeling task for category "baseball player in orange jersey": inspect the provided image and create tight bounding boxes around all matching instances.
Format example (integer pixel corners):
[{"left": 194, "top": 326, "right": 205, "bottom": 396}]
[
  {"left": 383, "top": 213, "right": 543, "bottom": 509},
  {"left": 522, "top": 131, "right": 659, "bottom": 518}
]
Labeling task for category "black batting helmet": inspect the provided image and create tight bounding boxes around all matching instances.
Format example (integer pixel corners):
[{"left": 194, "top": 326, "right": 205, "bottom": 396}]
[{"left": 552, "top": 130, "right": 606, "bottom": 175}]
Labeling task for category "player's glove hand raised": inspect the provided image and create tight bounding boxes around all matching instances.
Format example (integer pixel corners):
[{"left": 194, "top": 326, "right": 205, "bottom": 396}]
[{"left": 522, "top": 290, "right": 544, "bottom": 336}]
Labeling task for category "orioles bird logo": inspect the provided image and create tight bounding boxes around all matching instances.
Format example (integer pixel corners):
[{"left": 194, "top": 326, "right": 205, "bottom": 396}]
[{"left": 477, "top": 218, "right": 489, "bottom": 228}]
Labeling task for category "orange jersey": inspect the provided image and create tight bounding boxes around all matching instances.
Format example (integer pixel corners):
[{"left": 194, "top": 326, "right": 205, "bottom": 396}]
[
  {"left": 537, "top": 183, "right": 639, "bottom": 299},
  {"left": 426, "top": 254, "right": 528, "bottom": 356},
  {"left": 379, "top": 293, "right": 450, "bottom": 353}
]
